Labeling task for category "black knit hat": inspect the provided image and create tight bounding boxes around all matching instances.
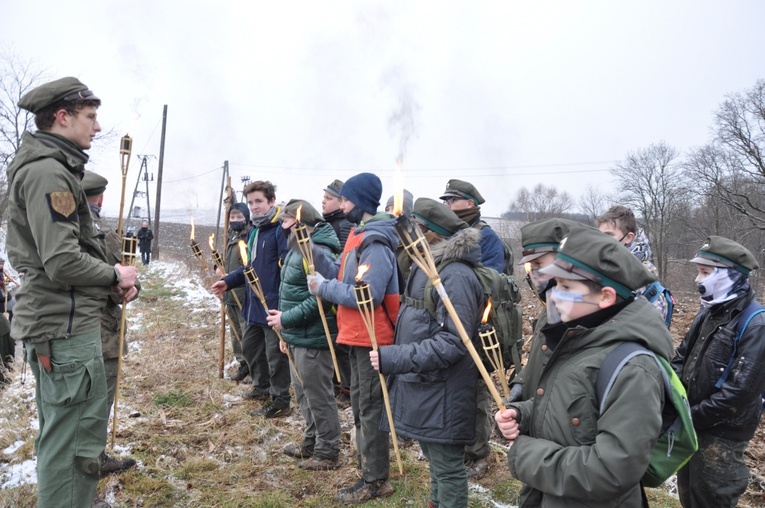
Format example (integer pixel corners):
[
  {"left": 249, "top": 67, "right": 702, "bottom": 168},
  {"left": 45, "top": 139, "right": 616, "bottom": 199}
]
[
  {"left": 229, "top": 202, "right": 250, "bottom": 220},
  {"left": 690, "top": 235, "right": 759, "bottom": 275},
  {"left": 412, "top": 198, "right": 468, "bottom": 237},
  {"left": 341, "top": 173, "right": 382, "bottom": 216}
]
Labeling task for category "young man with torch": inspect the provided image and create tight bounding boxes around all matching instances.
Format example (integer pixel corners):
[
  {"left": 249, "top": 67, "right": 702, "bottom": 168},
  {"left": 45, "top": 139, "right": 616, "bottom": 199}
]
[
  {"left": 266, "top": 199, "right": 342, "bottom": 470},
  {"left": 370, "top": 198, "right": 484, "bottom": 508},
  {"left": 82, "top": 170, "right": 140, "bottom": 477},
  {"left": 307, "top": 172, "right": 400, "bottom": 504},
  {"left": 6, "top": 77, "right": 138, "bottom": 507}
]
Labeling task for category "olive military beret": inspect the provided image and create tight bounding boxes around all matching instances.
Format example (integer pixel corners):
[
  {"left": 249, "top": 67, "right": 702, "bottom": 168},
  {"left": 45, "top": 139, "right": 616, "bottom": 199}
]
[
  {"left": 18, "top": 77, "right": 100, "bottom": 114},
  {"left": 283, "top": 199, "right": 323, "bottom": 227},
  {"left": 324, "top": 179, "right": 344, "bottom": 198},
  {"left": 81, "top": 170, "right": 108, "bottom": 197},
  {"left": 690, "top": 235, "right": 759, "bottom": 275},
  {"left": 520, "top": 218, "right": 582, "bottom": 263},
  {"left": 439, "top": 179, "right": 485, "bottom": 205},
  {"left": 412, "top": 198, "right": 468, "bottom": 238},
  {"left": 539, "top": 224, "right": 656, "bottom": 299}
]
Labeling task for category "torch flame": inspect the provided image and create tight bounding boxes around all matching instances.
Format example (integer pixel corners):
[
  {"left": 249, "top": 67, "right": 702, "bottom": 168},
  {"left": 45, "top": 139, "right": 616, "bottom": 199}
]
[
  {"left": 208, "top": 233, "right": 215, "bottom": 251},
  {"left": 482, "top": 299, "right": 492, "bottom": 324},
  {"left": 238, "top": 240, "right": 249, "bottom": 265},
  {"left": 296, "top": 203, "right": 302, "bottom": 223},
  {"left": 524, "top": 262, "right": 532, "bottom": 274},
  {"left": 392, "top": 160, "right": 404, "bottom": 216},
  {"left": 355, "top": 264, "right": 370, "bottom": 282},
  {"left": 190, "top": 216, "right": 195, "bottom": 241}
]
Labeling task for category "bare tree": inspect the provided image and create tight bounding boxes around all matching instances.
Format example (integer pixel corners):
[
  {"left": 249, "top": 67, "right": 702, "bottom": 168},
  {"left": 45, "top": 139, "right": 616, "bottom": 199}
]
[
  {"left": 578, "top": 184, "right": 612, "bottom": 223},
  {"left": 610, "top": 141, "right": 687, "bottom": 279},
  {"left": 505, "top": 183, "right": 574, "bottom": 222},
  {"left": 0, "top": 48, "right": 47, "bottom": 221}
]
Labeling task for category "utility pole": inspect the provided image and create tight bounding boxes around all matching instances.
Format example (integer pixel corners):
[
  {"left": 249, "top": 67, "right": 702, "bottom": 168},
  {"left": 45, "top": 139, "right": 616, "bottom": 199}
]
[
  {"left": 126, "top": 155, "right": 155, "bottom": 227},
  {"left": 152, "top": 105, "right": 168, "bottom": 261},
  {"left": 215, "top": 161, "right": 229, "bottom": 245}
]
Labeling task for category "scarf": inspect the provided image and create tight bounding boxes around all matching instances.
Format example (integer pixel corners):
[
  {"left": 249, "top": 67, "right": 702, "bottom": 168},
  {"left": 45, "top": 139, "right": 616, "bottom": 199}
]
[
  {"left": 697, "top": 267, "right": 750, "bottom": 308},
  {"left": 626, "top": 227, "right": 653, "bottom": 265},
  {"left": 453, "top": 206, "right": 481, "bottom": 227}
]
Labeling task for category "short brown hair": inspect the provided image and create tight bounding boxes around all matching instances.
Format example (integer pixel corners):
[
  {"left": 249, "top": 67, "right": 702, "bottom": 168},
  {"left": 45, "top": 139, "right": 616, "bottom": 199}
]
[
  {"left": 34, "top": 99, "right": 101, "bottom": 131},
  {"left": 244, "top": 180, "right": 277, "bottom": 202},
  {"left": 596, "top": 205, "right": 636, "bottom": 235}
]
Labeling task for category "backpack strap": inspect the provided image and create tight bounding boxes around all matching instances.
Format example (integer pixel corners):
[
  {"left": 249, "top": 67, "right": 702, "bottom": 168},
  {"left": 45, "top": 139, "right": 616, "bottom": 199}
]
[
  {"left": 642, "top": 281, "right": 663, "bottom": 303},
  {"left": 596, "top": 342, "right": 667, "bottom": 414},
  {"left": 714, "top": 301, "right": 765, "bottom": 389},
  {"left": 355, "top": 234, "right": 403, "bottom": 330}
]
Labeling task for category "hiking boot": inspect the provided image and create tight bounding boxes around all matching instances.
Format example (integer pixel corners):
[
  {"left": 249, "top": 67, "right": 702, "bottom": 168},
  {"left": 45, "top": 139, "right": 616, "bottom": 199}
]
[
  {"left": 99, "top": 451, "right": 137, "bottom": 478},
  {"left": 283, "top": 443, "right": 313, "bottom": 459},
  {"left": 465, "top": 456, "right": 489, "bottom": 479},
  {"left": 298, "top": 457, "right": 338, "bottom": 471},
  {"left": 335, "top": 389, "right": 351, "bottom": 409},
  {"left": 231, "top": 361, "right": 249, "bottom": 382},
  {"left": 336, "top": 478, "right": 394, "bottom": 504},
  {"left": 242, "top": 386, "right": 270, "bottom": 401},
  {"left": 259, "top": 400, "right": 292, "bottom": 418}
]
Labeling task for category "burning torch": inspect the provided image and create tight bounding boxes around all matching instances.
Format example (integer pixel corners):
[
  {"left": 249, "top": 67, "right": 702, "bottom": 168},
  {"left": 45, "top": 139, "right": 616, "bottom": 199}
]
[
  {"left": 238, "top": 241, "right": 302, "bottom": 384},
  {"left": 353, "top": 264, "right": 403, "bottom": 475},
  {"left": 292, "top": 204, "right": 342, "bottom": 383},
  {"left": 209, "top": 233, "right": 242, "bottom": 379},
  {"left": 478, "top": 300, "right": 511, "bottom": 402}
]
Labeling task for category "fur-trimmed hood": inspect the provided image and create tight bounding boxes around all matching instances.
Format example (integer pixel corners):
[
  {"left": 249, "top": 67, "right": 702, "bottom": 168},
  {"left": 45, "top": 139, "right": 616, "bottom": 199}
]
[{"left": 430, "top": 227, "right": 482, "bottom": 267}]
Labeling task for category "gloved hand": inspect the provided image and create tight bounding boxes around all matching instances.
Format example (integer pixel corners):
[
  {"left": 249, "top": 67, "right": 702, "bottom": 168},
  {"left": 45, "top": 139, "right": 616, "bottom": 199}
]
[
  {"left": 508, "top": 383, "right": 523, "bottom": 402},
  {"left": 307, "top": 272, "right": 326, "bottom": 296}
]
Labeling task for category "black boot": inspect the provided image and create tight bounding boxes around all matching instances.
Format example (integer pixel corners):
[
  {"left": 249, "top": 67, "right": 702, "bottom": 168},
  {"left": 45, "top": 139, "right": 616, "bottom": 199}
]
[{"left": 231, "top": 361, "right": 249, "bottom": 382}]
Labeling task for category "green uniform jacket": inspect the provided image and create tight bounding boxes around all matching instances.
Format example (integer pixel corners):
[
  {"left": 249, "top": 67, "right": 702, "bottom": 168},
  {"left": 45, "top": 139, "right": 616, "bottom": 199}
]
[
  {"left": 513, "top": 306, "right": 554, "bottom": 402},
  {"left": 507, "top": 298, "right": 673, "bottom": 507},
  {"left": 279, "top": 222, "right": 340, "bottom": 349},
  {"left": 222, "top": 228, "right": 248, "bottom": 307},
  {"left": 6, "top": 131, "right": 119, "bottom": 343}
]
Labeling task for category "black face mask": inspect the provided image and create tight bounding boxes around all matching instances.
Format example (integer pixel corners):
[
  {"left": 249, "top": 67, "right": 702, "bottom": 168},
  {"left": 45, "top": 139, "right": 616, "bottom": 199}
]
[
  {"left": 345, "top": 207, "right": 365, "bottom": 225},
  {"left": 230, "top": 221, "right": 246, "bottom": 232}
]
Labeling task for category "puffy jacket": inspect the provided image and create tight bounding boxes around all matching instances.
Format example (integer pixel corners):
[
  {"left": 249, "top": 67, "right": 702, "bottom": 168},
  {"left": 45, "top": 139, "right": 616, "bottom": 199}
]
[
  {"left": 671, "top": 290, "right": 765, "bottom": 441},
  {"left": 279, "top": 222, "right": 340, "bottom": 349},
  {"left": 6, "top": 131, "right": 118, "bottom": 342},
  {"left": 378, "top": 228, "right": 484, "bottom": 444},
  {"left": 507, "top": 298, "right": 673, "bottom": 507},
  {"left": 223, "top": 208, "right": 288, "bottom": 326},
  {"left": 313, "top": 213, "right": 400, "bottom": 348}
]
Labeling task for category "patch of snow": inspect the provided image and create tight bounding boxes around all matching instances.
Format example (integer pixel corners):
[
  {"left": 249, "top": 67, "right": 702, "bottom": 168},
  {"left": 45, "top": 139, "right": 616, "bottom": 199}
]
[
  {"left": 469, "top": 482, "right": 518, "bottom": 508},
  {"left": 0, "top": 459, "right": 37, "bottom": 489},
  {"left": 2, "top": 441, "right": 24, "bottom": 455}
]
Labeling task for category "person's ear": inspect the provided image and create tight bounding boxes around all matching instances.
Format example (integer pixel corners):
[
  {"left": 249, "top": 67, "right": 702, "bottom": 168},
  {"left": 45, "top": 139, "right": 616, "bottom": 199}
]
[
  {"left": 54, "top": 109, "right": 69, "bottom": 127},
  {"left": 599, "top": 287, "right": 618, "bottom": 308},
  {"left": 624, "top": 232, "right": 636, "bottom": 244}
]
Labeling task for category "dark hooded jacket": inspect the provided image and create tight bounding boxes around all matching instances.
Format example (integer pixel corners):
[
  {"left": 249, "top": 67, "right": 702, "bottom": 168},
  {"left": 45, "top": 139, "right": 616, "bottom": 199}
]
[
  {"left": 378, "top": 228, "right": 484, "bottom": 444},
  {"left": 323, "top": 208, "right": 353, "bottom": 249},
  {"left": 279, "top": 222, "right": 340, "bottom": 349},
  {"left": 506, "top": 298, "right": 673, "bottom": 507},
  {"left": 672, "top": 290, "right": 765, "bottom": 441}
]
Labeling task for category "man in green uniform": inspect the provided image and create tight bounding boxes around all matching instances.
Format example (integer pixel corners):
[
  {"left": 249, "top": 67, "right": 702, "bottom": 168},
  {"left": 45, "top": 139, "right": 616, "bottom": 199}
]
[
  {"left": 6, "top": 77, "right": 138, "bottom": 507},
  {"left": 82, "top": 170, "right": 140, "bottom": 477}
]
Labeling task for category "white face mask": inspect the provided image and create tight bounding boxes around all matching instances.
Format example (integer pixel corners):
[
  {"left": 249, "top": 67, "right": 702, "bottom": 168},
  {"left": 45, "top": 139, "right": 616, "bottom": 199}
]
[
  {"left": 529, "top": 268, "right": 553, "bottom": 295},
  {"left": 546, "top": 287, "right": 600, "bottom": 324},
  {"left": 695, "top": 267, "right": 740, "bottom": 308}
]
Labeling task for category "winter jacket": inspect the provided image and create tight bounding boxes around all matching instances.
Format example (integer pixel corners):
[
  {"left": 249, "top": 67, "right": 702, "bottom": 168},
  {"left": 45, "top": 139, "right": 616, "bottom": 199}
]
[
  {"left": 507, "top": 298, "right": 673, "bottom": 507},
  {"left": 223, "top": 208, "right": 288, "bottom": 326},
  {"left": 279, "top": 222, "right": 340, "bottom": 349},
  {"left": 222, "top": 227, "right": 249, "bottom": 307},
  {"left": 6, "top": 131, "right": 118, "bottom": 343},
  {"left": 671, "top": 290, "right": 765, "bottom": 441},
  {"left": 512, "top": 305, "right": 554, "bottom": 402},
  {"left": 137, "top": 227, "right": 153, "bottom": 252},
  {"left": 313, "top": 212, "right": 400, "bottom": 348},
  {"left": 323, "top": 208, "right": 353, "bottom": 249},
  {"left": 378, "top": 228, "right": 484, "bottom": 444}
]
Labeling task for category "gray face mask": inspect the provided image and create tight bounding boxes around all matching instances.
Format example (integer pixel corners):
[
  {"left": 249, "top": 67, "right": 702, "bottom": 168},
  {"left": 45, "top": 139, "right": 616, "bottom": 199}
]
[{"left": 345, "top": 207, "right": 365, "bottom": 225}]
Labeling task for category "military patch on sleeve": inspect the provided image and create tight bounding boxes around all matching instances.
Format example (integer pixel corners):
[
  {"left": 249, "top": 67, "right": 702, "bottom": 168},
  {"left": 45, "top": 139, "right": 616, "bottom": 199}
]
[{"left": 46, "top": 191, "right": 78, "bottom": 222}]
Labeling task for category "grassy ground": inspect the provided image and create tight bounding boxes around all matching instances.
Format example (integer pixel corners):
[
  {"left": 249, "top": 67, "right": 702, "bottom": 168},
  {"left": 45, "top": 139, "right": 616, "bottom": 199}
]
[{"left": 1, "top": 254, "right": 688, "bottom": 507}]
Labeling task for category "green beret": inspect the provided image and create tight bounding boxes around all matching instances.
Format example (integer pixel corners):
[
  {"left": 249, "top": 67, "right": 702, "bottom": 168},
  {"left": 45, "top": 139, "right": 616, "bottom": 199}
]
[
  {"left": 690, "top": 235, "right": 759, "bottom": 275},
  {"left": 81, "top": 170, "right": 108, "bottom": 197},
  {"left": 439, "top": 179, "right": 485, "bottom": 205},
  {"left": 324, "top": 179, "right": 344, "bottom": 198},
  {"left": 539, "top": 225, "right": 656, "bottom": 299},
  {"left": 412, "top": 198, "right": 468, "bottom": 238},
  {"left": 18, "top": 77, "right": 100, "bottom": 114},
  {"left": 283, "top": 199, "right": 323, "bottom": 227},
  {"left": 520, "top": 218, "right": 582, "bottom": 263}
]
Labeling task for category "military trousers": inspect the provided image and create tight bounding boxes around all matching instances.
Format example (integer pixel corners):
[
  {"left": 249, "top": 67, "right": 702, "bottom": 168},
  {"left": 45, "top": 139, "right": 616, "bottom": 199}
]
[
  {"left": 104, "top": 357, "right": 119, "bottom": 416},
  {"left": 420, "top": 441, "right": 468, "bottom": 508},
  {"left": 242, "top": 324, "right": 290, "bottom": 404},
  {"left": 677, "top": 431, "right": 749, "bottom": 508},
  {"left": 465, "top": 382, "right": 492, "bottom": 461},
  {"left": 27, "top": 331, "right": 107, "bottom": 508},
  {"left": 291, "top": 346, "right": 340, "bottom": 460},
  {"left": 225, "top": 302, "right": 244, "bottom": 362},
  {"left": 349, "top": 345, "right": 390, "bottom": 482},
  {"left": 0, "top": 331, "right": 15, "bottom": 384}
]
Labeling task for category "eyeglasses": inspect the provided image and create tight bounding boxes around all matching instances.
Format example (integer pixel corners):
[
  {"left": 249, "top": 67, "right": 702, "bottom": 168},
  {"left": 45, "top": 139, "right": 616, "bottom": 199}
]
[{"left": 442, "top": 197, "right": 464, "bottom": 205}]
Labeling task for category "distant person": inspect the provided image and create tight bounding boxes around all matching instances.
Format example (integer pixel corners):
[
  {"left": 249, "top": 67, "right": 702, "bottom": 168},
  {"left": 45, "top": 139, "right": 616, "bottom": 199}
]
[
  {"left": 137, "top": 221, "right": 154, "bottom": 265},
  {"left": 672, "top": 236, "right": 765, "bottom": 508},
  {"left": 6, "top": 76, "right": 137, "bottom": 507},
  {"left": 495, "top": 226, "right": 672, "bottom": 506},
  {"left": 383, "top": 189, "right": 413, "bottom": 215}
]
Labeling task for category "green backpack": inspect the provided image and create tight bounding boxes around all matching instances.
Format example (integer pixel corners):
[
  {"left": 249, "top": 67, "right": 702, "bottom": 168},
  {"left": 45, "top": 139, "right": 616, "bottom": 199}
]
[
  {"left": 422, "top": 260, "right": 523, "bottom": 375},
  {"left": 596, "top": 342, "right": 698, "bottom": 488}
]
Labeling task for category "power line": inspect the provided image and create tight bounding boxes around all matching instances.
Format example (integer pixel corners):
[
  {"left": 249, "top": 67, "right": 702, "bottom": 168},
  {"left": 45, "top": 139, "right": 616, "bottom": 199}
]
[{"left": 164, "top": 166, "right": 222, "bottom": 183}]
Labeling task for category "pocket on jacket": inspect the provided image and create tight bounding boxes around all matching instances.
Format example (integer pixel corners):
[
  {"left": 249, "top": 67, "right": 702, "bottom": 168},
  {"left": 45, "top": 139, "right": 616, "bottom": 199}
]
[
  {"left": 40, "top": 355, "right": 106, "bottom": 407},
  {"left": 566, "top": 394, "right": 597, "bottom": 445},
  {"left": 396, "top": 380, "right": 446, "bottom": 431}
]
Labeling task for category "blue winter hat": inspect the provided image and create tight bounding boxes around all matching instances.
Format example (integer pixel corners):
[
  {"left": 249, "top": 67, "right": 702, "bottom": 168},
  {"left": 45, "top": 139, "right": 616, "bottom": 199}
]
[
  {"left": 229, "top": 202, "right": 250, "bottom": 220},
  {"left": 341, "top": 172, "right": 382, "bottom": 216}
]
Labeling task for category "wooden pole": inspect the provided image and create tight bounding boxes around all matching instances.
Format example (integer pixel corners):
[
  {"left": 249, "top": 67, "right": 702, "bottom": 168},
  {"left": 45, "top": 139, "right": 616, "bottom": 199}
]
[{"left": 152, "top": 105, "right": 167, "bottom": 261}]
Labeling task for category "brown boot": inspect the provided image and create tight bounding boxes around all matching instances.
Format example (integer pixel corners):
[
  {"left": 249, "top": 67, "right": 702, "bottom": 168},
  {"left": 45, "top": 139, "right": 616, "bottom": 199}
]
[
  {"left": 99, "top": 451, "right": 137, "bottom": 478},
  {"left": 336, "top": 478, "right": 394, "bottom": 504},
  {"left": 298, "top": 457, "right": 338, "bottom": 471}
]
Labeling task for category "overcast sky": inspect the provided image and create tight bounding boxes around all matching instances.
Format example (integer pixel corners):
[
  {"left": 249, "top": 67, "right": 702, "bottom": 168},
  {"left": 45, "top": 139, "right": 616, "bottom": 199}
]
[{"left": 3, "top": 1, "right": 764, "bottom": 221}]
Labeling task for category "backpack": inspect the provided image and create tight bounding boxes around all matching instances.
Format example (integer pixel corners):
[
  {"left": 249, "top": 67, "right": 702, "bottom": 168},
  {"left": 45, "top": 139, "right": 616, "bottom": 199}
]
[
  {"left": 422, "top": 260, "right": 523, "bottom": 375},
  {"left": 714, "top": 300, "right": 765, "bottom": 408},
  {"left": 596, "top": 342, "right": 698, "bottom": 488},
  {"left": 642, "top": 280, "right": 675, "bottom": 328},
  {"left": 478, "top": 220, "right": 515, "bottom": 275},
  {"left": 354, "top": 233, "right": 404, "bottom": 330}
]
